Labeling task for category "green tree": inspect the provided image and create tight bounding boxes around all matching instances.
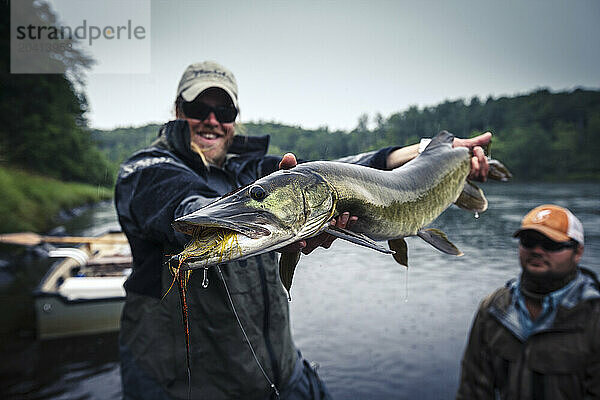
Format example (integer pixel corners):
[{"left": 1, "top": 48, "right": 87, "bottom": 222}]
[{"left": 0, "top": 0, "right": 114, "bottom": 186}]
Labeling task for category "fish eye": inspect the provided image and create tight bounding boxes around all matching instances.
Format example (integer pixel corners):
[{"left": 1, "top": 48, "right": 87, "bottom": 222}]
[{"left": 249, "top": 185, "right": 267, "bottom": 201}]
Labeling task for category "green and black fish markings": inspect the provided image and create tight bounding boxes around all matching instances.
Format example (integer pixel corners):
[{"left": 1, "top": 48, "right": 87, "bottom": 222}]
[{"left": 172, "top": 131, "right": 511, "bottom": 296}]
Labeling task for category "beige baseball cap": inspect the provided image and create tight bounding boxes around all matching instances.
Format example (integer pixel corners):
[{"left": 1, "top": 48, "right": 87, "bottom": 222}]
[
  {"left": 176, "top": 61, "right": 238, "bottom": 108},
  {"left": 513, "top": 204, "right": 584, "bottom": 245}
]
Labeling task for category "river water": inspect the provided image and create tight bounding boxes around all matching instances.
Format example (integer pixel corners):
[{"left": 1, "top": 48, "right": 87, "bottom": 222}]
[{"left": 0, "top": 182, "right": 598, "bottom": 399}]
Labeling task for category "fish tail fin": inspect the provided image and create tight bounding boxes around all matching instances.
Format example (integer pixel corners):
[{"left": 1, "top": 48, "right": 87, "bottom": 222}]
[
  {"left": 455, "top": 180, "right": 488, "bottom": 213},
  {"left": 417, "top": 228, "right": 463, "bottom": 256}
]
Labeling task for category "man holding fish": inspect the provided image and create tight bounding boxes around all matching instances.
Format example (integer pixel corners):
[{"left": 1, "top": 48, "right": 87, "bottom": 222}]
[{"left": 115, "top": 61, "right": 491, "bottom": 399}]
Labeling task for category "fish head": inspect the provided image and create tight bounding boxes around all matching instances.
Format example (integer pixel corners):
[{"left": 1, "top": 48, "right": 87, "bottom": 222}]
[{"left": 171, "top": 167, "right": 336, "bottom": 268}]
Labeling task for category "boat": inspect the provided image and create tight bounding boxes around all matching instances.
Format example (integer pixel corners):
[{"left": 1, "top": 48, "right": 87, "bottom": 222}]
[{"left": 33, "top": 231, "right": 132, "bottom": 339}]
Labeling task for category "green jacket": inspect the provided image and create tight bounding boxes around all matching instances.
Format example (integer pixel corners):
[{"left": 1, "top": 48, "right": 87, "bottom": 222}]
[{"left": 457, "top": 268, "right": 600, "bottom": 400}]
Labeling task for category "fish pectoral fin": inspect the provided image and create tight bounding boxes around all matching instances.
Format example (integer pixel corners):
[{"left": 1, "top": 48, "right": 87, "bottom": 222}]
[
  {"left": 323, "top": 226, "right": 394, "bottom": 254},
  {"left": 417, "top": 228, "right": 463, "bottom": 256},
  {"left": 455, "top": 180, "right": 488, "bottom": 213},
  {"left": 388, "top": 238, "right": 408, "bottom": 267},
  {"left": 279, "top": 251, "right": 301, "bottom": 301}
]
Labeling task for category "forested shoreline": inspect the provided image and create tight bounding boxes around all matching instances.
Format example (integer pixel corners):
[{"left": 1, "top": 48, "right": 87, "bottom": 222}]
[
  {"left": 0, "top": 1, "right": 115, "bottom": 233},
  {"left": 95, "top": 88, "right": 600, "bottom": 182}
]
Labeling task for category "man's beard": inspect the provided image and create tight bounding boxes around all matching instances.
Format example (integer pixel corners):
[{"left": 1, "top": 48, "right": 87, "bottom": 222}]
[
  {"left": 520, "top": 267, "right": 577, "bottom": 297},
  {"left": 190, "top": 135, "right": 233, "bottom": 166}
]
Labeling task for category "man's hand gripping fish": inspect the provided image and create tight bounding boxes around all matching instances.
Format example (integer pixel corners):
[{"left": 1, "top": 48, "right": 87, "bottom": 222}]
[{"left": 171, "top": 131, "right": 511, "bottom": 296}]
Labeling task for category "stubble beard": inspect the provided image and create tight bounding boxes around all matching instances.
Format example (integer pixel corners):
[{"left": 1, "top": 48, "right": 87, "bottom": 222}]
[
  {"left": 191, "top": 133, "right": 234, "bottom": 167},
  {"left": 520, "top": 255, "right": 578, "bottom": 295}
]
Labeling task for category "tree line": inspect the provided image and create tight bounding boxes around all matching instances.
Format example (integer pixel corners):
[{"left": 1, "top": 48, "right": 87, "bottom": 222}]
[
  {"left": 2, "top": 3, "right": 598, "bottom": 186},
  {"left": 241, "top": 88, "right": 600, "bottom": 181},
  {"left": 94, "top": 88, "right": 600, "bottom": 182},
  {"left": 0, "top": 0, "right": 114, "bottom": 187}
]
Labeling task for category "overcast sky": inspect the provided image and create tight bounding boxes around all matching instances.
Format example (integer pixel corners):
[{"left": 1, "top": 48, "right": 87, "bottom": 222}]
[{"left": 51, "top": 0, "right": 600, "bottom": 132}]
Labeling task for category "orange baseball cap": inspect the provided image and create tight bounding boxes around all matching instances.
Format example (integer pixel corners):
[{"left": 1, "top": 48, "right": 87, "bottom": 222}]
[{"left": 513, "top": 204, "right": 584, "bottom": 246}]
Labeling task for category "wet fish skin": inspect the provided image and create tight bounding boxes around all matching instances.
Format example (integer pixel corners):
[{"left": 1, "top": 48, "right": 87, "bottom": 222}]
[
  {"left": 172, "top": 131, "right": 510, "bottom": 273},
  {"left": 172, "top": 164, "right": 336, "bottom": 268}
]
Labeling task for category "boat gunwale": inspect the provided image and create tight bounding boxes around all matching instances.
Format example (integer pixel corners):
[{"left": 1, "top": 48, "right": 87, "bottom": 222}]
[
  {"left": 33, "top": 289, "right": 126, "bottom": 304},
  {"left": 33, "top": 229, "right": 131, "bottom": 301}
]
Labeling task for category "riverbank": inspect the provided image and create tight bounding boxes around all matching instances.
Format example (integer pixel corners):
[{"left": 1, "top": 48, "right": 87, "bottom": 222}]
[{"left": 0, "top": 166, "right": 113, "bottom": 233}]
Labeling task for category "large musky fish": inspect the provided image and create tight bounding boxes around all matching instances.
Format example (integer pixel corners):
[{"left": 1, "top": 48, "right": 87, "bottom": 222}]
[{"left": 171, "top": 131, "right": 511, "bottom": 295}]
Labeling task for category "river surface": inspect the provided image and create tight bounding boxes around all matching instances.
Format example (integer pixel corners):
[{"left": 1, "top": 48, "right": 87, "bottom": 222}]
[{"left": 0, "top": 183, "right": 599, "bottom": 399}]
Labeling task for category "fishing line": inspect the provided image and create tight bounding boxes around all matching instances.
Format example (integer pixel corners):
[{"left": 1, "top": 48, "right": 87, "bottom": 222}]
[
  {"left": 216, "top": 266, "right": 280, "bottom": 398},
  {"left": 404, "top": 267, "right": 410, "bottom": 303},
  {"left": 186, "top": 364, "right": 191, "bottom": 400}
]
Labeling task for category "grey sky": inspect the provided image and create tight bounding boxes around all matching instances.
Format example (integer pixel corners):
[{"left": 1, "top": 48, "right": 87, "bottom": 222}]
[{"left": 74, "top": 0, "right": 599, "bottom": 131}]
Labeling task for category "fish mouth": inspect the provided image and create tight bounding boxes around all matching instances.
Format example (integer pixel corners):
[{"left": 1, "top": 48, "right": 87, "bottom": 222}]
[
  {"left": 173, "top": 211, "right": 273, "bottom": 239},
  {"left": 171, "top": 204, "right": 284, "bottom": 268}
]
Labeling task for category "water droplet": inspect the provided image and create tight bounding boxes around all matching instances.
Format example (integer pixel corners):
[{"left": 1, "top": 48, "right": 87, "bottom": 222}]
[
  {"left": 474, "top": 212, "right": 480, "bottom": 219},
  {"left": 202, "top": 267, "right": 209, "bottom": 288}
]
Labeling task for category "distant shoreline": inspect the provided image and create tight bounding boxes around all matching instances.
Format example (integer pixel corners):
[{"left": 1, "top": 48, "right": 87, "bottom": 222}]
[{"left": 0, "top": 166, "right": 112, "bottom": 234}]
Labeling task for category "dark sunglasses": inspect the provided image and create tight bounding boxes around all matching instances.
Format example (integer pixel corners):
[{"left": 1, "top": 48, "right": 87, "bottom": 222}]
[
  {"left": 182, "top": 102, "right": 238, "bottom": 123},
  {"left": 519, "top": 235, "right": 578, "bottom": 252}
]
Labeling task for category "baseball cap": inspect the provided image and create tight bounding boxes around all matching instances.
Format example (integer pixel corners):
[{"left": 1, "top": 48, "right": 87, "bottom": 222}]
[
  {"left": 176, "top": 61, "right": 239, "bottom": 109},
  {"left": 513, "top": 204, "right": 584, "bottom": 246}
]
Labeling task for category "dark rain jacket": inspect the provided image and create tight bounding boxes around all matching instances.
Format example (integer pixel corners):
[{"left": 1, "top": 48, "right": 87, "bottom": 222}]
[
  {"left": 457, "top": 267, "right": 600, "bottom": 400},
  {"left": 114, "top": 119, "right": 395, "bottom": 399}
]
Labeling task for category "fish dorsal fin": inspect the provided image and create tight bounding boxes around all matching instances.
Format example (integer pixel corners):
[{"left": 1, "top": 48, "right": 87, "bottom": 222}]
[
  {"left": 455, "top": 180, "right": 488, "bottom": 213},
  {"left": 323, "top": 225, "right": 394, "bottom": 254},
  {"left": 421, "top": 130, "right": 455, "bottom": 154},
  {"left": 279, "top": 251, "right": 301, "bottom": 301},
  {"left": 388, "top": 238, "right": 409, "bottom": 267},
  {"left": 417, "top": 228, "right": 463, "bottom": 256}
]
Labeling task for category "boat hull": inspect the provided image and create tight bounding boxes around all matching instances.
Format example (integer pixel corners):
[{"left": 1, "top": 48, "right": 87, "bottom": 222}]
[
  {"left": 33, "top": 231, "right": 131, "bottom": 339},
  {"left": 34, "top": 293, "right": 125, "bottom": 339}
]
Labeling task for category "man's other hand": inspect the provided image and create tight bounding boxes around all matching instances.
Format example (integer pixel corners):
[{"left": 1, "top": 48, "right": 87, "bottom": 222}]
[{"left": 453, "top": 132, "right": 492, "bottom": 181}]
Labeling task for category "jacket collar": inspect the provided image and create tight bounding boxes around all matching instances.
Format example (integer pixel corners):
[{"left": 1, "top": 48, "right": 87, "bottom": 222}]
[
  {"left": 229, "top": 134, "right": 269, "bottom": 158},
  {"left": 489, "top": 267, "right": 600, "bottom": 341}
]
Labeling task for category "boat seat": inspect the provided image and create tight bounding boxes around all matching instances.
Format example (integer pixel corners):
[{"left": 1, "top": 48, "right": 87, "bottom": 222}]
[{"left": 49, "top": 248, "right": 89, "bottom": 266}]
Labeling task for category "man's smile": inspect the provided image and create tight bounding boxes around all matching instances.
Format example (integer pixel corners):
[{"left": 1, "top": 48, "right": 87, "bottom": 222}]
[{"left": 195, "top": 131, "right": 224, "bottom": 141}]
